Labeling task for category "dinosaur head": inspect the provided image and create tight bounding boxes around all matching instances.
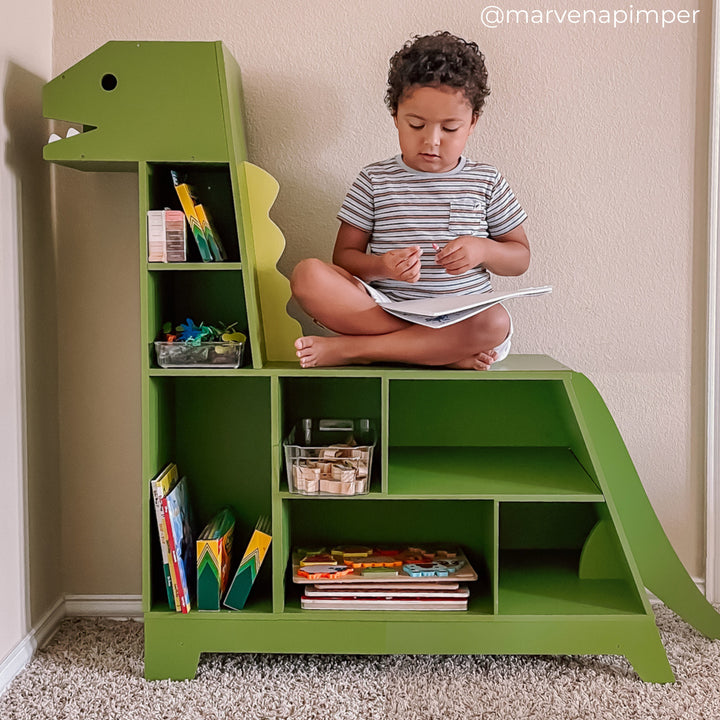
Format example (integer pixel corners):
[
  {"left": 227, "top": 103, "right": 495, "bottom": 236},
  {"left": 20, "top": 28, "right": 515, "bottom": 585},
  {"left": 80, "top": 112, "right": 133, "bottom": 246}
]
[{"left": 43, "top": 41, "right": 230, "bottom": 170}]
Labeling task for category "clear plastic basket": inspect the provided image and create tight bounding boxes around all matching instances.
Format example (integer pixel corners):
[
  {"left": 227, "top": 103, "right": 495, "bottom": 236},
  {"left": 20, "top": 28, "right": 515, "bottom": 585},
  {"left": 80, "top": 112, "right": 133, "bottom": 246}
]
[
  {"left": 154, "top": 340, "right": 244, "bottom": 369},
  {"left": 284, "top": 419, "right": 376, "bottom": 496}
]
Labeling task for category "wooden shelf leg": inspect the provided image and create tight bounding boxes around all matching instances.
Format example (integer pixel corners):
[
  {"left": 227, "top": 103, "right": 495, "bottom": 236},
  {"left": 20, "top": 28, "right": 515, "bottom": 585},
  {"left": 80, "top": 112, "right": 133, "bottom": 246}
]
[
  {"left": 624, "top": 632, "right": 675, "bottom": 683},
  {"left": 143, "top": 635, "right": 200, "bottom": 681}
]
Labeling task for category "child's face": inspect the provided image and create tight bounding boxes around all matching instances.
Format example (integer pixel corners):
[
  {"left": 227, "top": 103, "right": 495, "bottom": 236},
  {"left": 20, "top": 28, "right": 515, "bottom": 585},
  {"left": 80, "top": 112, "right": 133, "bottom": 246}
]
[{"left": 394, "top": 85, "right": 478, "bottom": 173}]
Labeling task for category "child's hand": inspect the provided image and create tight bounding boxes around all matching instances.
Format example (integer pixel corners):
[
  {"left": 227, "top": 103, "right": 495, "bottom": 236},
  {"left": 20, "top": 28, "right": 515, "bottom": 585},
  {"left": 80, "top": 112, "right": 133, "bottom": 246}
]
[
  {"left": 435, "top": 236, "right": 486, "bottom": 275},
  {"left": 380, "top": 246, "right": 422, "bottom": 283}
]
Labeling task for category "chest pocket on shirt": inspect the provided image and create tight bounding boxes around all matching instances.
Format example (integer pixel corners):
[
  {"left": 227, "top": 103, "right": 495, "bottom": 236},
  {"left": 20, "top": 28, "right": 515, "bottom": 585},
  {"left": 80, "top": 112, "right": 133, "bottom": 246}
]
[{"left": 448, "top": 199, "right": 488, "bottom": 237}]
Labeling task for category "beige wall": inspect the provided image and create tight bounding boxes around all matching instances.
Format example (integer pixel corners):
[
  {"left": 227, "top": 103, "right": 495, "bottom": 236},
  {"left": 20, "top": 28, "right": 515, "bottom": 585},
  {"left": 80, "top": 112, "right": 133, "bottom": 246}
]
[
  {"left": 52, "top": 0, "right": 712, "bottom": 593},
  {"left": 1, "top": 0, "right": 57, "bottom": 663}
]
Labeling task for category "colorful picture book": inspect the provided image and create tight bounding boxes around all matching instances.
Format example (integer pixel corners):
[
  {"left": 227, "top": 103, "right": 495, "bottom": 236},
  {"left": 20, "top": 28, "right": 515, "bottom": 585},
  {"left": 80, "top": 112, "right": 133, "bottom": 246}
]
[
  {"left": 164, "top": 476, "right": 195, "bottom": 613},
  {"left": 149, "top": 463, "right": 180, "bottom": 610},
  {"left": 194, "top": 203, "right": 226, "bottom": 262},
  {"left": 224, "top": 516, "right": 272, "bottom": 610},
  {"left": 170, "top": 170, "right": 226, "bottom": 262},
  {"left": 196, "top": 507, "right": 235, "bottom": 611}
]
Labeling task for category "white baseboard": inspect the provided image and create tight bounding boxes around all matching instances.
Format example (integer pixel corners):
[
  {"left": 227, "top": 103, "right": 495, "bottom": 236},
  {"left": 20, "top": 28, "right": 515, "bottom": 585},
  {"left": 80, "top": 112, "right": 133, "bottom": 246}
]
[
  {"left": 0, "top": 594, "right": 142, "bottom": 696},
  {"left": 64, "top": 594, "right": 143, "bottom": 619},
  {"left": 0, "top": 596, "right": 65, "bottom": 695}
]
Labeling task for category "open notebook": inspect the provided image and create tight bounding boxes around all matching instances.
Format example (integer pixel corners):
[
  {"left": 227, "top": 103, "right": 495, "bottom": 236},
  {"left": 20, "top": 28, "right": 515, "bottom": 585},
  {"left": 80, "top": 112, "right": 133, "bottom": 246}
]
[{"left": 358, "top": 280, "right": 552, "bottom": 328}]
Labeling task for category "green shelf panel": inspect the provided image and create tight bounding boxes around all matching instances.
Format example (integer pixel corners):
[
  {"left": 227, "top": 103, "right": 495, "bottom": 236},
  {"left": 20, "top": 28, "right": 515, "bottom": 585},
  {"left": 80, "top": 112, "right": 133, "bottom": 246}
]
[
  {"left": 143, "top": 608, "right": 671, "bottom": 682},
  {"left": 148, "top": 369, "right": 257, "bottom": 377},
  {"left": 277, "top": 490, "right": 388, "bottom": 500},
  {"left": 498, "top": 550, "right": 645, "bottom": 616},
  {"left": 261, "top": 355, "right": 572, "bottom": 378},
  {"left": 147, "top": 262, "right": 243, "bottom": 271},
  {"left": 149, "top": 595, "right": 273, "bottom": 616},
  {"left": 387, "top": 447, "right": 602, "bottom": 500}
]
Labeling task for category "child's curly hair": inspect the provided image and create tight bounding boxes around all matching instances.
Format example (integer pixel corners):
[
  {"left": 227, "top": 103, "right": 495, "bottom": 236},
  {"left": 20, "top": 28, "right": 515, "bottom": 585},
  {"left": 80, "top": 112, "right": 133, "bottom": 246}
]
[{"left": 385, "top": 31, "right": 490, "bottom": 118}]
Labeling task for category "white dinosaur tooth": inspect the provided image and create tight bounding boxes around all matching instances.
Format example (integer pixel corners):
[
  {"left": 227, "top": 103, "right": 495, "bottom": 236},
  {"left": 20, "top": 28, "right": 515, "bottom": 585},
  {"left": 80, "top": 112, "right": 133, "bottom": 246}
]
[
  {"left": 66, "top": 127, "right": 80, "bottom": 138},
  {"left": 48, "top": 133, "right": 62, "bottom": 143}
]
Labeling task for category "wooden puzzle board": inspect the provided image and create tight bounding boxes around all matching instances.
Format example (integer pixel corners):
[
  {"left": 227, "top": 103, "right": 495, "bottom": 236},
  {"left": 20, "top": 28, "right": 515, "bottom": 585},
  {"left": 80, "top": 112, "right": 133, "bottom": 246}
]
[{"left": 291, "top": 547, "right": 478, "bottom": 585}]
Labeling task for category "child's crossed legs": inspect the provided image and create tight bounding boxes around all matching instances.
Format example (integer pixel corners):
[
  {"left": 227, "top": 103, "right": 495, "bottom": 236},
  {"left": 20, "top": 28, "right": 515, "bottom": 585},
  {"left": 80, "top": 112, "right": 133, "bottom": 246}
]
[{"left": 290, "top": 258, "right": 511, "bottom": 370}]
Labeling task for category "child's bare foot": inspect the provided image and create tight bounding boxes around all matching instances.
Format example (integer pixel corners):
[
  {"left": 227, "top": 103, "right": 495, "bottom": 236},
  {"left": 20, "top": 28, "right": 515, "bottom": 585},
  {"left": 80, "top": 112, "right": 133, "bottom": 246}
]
[
  {"left": 446, "top": 350, "right": 497, "bottom": 371},
  {"left": 295, "top": 336, "right": 367, "bottom": 368}
]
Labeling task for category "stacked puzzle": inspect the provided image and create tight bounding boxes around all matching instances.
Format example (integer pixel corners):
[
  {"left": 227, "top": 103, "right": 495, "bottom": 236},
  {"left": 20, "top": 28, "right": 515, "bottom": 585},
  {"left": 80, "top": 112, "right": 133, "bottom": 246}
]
[{"left": 293, "top": 545, "right": 477, "bottom": 611}]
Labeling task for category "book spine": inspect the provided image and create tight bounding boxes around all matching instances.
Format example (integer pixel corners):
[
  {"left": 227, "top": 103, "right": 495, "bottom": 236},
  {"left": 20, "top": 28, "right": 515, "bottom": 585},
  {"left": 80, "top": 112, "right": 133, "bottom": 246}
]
[
  {"left": 161, "top": 495, "right": 188, "bottom": 613},
  {"left": 223, "top": 527, "right": 271, "bottom": 611},
  {"left": 173, "top": 183, "right": 213, "bottom": 262},
  {"left": 196, "top": 538, "right": 221, "bottom": 611},
  {"left": 195, "top": 204, "right": 226, "bottom": 262},
  {"left": 151, "top": 484, "right": 177, "bottom": 610}
]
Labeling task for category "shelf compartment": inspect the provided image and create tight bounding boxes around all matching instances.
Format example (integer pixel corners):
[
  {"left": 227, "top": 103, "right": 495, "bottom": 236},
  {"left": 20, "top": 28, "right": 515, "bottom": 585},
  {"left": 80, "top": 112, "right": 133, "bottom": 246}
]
[
  {"left": 388, "top": 378, "right": 583, "bottom": 448},
  {"left": 279, "top": 377, "right": 383, "bottom": 494},
  {"left": 282, "top": 498, "right": 494, "bottom": 615},
  {"left": 387, "top": 447, "right": 602, "bottom": 500},
  {"left": 498, "top": 550, "right": 643, "bottom": 615},
  {"left": 145, "top": 270, "right": 250, "bottom": 368},
  {"left": 497, "top": 503, "right": 645, "bottom": 616},
  {"left": 279, "top": 377, "right": 382, "bottom": 434},
  {"left": 145, "top": 376, "right": 273, "bottom": 610},
  {"left": 144, "top": 162, "right": 241, "bottom": 263}
]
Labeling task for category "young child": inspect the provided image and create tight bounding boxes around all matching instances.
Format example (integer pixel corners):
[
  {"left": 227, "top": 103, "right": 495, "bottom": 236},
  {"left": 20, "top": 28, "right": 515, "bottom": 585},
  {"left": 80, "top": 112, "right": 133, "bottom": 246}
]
[{"left": 291, "top": 31, "right": 530, "bottom": 370}]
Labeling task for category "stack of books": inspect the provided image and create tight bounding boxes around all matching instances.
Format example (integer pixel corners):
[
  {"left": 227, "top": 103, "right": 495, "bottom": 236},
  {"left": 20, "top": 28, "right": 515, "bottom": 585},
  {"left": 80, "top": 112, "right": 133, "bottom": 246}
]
[{"left": 293, "top": 545, "right": 477, "bottom": 611}]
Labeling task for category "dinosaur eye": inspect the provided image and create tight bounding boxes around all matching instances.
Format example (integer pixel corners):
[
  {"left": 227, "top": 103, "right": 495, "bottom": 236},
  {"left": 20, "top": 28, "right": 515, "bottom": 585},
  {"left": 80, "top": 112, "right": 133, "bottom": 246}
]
[{"left": 101, "top": 74, "right": 118, "bottom": 91}]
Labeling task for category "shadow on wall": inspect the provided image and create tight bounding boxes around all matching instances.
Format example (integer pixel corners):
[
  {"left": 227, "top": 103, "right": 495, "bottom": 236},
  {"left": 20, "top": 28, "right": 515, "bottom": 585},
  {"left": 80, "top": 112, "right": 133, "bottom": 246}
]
[
  {"left": 242, "top": 70, "right": 345, "bottom": 337},
  {"left": 3, "top": 62, "right": 62, "bottom": 624}
]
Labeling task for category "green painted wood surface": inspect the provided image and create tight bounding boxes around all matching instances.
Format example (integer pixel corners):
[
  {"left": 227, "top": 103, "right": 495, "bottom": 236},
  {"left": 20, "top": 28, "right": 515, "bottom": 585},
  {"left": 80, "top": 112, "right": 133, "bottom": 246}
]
[
  {"left": 143, "top": 611, "right": 672, "bottom": 681},
  {"left": 567, "top": 372, "right": 720, "bottom": 639},
  {"left": 498, "top": 550, "right": 644, "bottom": 615},
  {"left": 579, "top": 515, "right": 629, "bottom": 580},
  {"left": 387, "top": 447, "right": 602, "bottom": 499},
  {"left": 43, "top": 42, "right": 229, "bottom": 169}
]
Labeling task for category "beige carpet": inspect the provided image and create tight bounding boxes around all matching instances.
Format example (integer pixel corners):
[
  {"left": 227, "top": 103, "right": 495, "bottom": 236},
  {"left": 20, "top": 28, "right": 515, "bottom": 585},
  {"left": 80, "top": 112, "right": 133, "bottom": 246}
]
[{"left": 1, "top": 604, "right": 720, "bottom": 719}]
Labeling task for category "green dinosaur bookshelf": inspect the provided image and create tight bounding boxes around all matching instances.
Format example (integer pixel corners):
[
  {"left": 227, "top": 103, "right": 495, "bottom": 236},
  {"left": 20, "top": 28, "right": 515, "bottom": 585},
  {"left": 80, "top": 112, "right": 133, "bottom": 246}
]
[{"left": 44, "top": 40, "right": 720, "bottom": 683}]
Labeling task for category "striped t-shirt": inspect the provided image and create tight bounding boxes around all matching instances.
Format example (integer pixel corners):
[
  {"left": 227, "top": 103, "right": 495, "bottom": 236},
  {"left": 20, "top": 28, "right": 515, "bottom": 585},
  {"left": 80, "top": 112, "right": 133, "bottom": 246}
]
[{"left": 337, "top": 155, "right": 527, "bottom": 301}]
